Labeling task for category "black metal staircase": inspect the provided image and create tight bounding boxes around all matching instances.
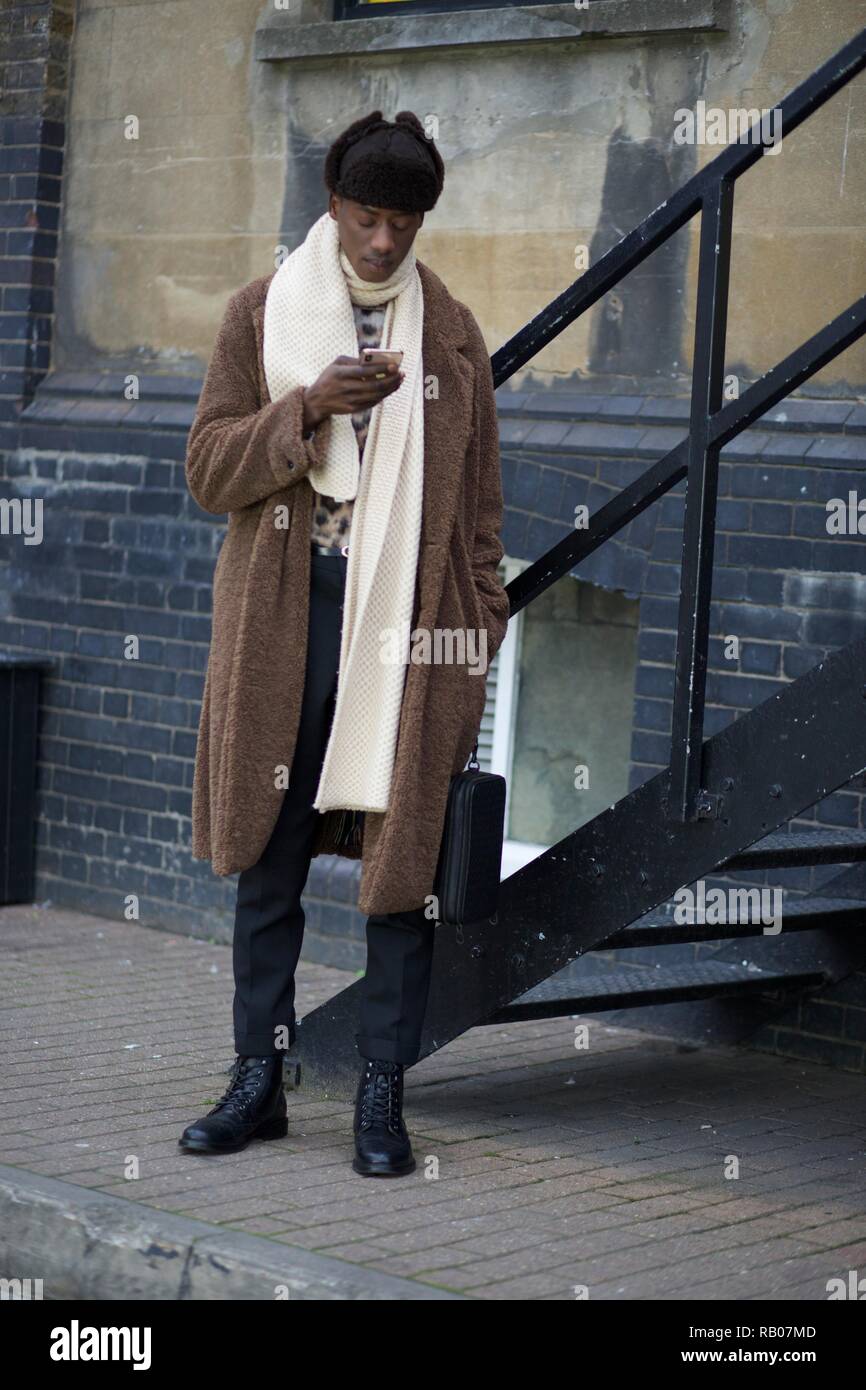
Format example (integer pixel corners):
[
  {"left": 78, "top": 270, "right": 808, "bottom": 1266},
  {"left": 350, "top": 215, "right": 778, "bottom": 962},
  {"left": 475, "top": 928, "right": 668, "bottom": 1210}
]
[{"left": 294, "top": 27, "right": 866, "bottom": 1097}]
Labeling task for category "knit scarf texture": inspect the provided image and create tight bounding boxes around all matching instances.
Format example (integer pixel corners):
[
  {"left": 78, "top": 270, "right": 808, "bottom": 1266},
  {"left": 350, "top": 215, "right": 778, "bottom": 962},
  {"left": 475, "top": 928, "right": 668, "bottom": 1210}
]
[{"left": 262, "top": 210, "right": 425, "bottom": 814}]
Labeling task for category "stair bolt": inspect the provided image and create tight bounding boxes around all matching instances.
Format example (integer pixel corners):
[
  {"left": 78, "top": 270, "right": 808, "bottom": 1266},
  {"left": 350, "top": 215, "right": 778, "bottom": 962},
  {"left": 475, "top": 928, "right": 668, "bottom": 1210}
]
[
  {"left": 769, "top": 783, "right": 782, "bottom": 798},
  {"left": 591, "top": 863, "right": 605, "bottom": 877}
]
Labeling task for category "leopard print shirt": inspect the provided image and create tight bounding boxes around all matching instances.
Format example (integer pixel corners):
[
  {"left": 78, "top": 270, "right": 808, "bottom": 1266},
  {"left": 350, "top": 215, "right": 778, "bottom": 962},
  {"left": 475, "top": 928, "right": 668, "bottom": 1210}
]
[{"left": 309, "top": 301, "right": 387, "bottom": 548}]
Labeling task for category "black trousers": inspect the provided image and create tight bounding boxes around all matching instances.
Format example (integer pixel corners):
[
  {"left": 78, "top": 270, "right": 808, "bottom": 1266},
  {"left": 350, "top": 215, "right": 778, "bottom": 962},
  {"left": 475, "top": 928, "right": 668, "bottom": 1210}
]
[{"left": 232, "top": 549, "right": 436, "bottom": 1066}]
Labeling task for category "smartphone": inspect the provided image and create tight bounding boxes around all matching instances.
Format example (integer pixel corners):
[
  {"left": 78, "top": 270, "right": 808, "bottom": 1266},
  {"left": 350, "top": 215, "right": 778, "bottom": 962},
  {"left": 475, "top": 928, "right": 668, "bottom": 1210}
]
[{"left": 362, "top": 348, "right": 404, "bottom": 379}]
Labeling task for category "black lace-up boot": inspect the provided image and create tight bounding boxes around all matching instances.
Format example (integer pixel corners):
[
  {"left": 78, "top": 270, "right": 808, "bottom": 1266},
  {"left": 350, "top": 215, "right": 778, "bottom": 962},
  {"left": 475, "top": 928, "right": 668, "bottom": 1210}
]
[
  {"left": 179, "top": 1055, "right": 288, "bottom": 1155},
  {"left": 352, "top": 1058, "right": 415, "bottom": 1177}
]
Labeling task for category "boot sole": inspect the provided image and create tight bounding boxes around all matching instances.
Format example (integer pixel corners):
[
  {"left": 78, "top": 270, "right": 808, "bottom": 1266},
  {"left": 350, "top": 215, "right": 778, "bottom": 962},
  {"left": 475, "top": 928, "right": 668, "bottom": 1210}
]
[
  {"left": 352, "top": 1156, "right": 416, "bottom": 1177},
  {"left": 178, "top": 1114, "right": 288, "bottom": 1155}
]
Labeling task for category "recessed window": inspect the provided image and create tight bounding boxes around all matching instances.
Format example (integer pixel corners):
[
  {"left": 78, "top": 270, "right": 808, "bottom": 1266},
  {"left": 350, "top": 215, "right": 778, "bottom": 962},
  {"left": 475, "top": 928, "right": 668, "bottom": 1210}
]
[
  {"left": 484, "top": 559, "right": 639, "bottom": 877},
  {"left": 334, "top": 0, "right": 587, "bottom": 19}
]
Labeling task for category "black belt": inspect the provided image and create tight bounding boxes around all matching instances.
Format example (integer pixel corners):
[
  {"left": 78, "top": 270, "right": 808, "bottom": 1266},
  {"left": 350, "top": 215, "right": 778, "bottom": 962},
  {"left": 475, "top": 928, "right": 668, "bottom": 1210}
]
[{"left": 311, "top": 542, "right": 349, "bottom": 558}]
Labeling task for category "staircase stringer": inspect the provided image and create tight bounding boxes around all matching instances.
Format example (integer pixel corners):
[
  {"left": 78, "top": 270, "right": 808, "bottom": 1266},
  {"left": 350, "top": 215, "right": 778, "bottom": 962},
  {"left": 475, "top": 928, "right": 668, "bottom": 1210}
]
[{"left": 294, "top": 637, "right": 866, "bottom": 1096}]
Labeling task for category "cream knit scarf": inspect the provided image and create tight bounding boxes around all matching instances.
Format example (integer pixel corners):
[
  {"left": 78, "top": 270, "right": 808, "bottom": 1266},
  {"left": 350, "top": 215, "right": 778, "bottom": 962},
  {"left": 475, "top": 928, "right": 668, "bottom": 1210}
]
[{"left": 262, "top": 210, "right": 425, "bottom": 814}]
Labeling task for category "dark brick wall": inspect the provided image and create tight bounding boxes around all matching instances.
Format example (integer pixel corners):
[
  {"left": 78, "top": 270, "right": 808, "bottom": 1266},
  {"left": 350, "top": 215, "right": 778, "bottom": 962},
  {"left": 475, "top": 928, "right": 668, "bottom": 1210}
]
[
  {"left": 0, "top": 1, "right": 73, "bottom": 439},
  {"left": 0, "top": 370, "right": 370, "bottom": 966},
  {"left": 493, "top": 395, "right": 866, "bottom": 847},
  {"left": 495, "top": 389, "right": 866, "bottom": 1070},
  {"left": 2, "top": 374, "right": 866, "bottom": 1062}
]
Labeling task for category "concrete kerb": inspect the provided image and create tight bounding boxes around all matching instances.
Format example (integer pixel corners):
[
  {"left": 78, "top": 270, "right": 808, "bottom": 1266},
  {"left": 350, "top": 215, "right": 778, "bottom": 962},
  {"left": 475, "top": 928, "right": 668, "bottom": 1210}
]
[{"left": 0, "top": 1164, "right": 464, "bottom": 1301}]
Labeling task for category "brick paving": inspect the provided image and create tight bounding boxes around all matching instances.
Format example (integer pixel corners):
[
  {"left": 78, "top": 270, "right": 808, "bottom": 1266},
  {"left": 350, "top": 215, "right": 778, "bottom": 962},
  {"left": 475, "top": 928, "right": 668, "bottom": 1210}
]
[{"left": 2, "top": 902, "right": 865, "bottom": 1300}]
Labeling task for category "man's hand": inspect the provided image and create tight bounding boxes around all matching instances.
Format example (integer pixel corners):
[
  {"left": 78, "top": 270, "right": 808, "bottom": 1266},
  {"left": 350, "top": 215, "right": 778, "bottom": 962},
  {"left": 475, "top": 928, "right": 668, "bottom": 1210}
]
[{"left": 302, "top": 355, "right": 405, "bottom": 433}]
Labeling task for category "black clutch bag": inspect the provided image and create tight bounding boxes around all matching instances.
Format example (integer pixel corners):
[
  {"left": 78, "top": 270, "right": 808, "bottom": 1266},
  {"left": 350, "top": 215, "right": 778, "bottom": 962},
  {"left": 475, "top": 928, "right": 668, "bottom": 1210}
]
[{"left": 432, "top": 738, "right": 506, "bottom": 926}]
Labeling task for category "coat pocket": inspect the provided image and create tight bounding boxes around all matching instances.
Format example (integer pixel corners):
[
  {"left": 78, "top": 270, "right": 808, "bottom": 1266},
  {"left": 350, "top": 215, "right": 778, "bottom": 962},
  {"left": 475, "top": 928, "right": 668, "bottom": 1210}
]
[{"left": 444, "top": 534, "right": 485, "bottom": 653}]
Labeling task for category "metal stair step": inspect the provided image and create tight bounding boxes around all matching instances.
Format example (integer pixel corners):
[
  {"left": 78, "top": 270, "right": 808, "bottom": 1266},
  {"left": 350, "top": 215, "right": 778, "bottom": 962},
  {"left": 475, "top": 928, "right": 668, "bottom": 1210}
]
[
  {"left": 603, "top": 894, "right": 866, "bottom": 948},
  {"left": 484, "top": 960, "right": 826, "bottom": 1026},
  {"left": 719, "top": 827, "right": 866, "bottom": 871}
]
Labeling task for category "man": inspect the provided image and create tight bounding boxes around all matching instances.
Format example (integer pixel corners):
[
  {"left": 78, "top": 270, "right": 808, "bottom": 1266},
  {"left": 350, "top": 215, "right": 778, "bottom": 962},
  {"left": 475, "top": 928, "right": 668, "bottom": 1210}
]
[{"left": 181, "top": 110, "right": 510, "bottom": 1177}]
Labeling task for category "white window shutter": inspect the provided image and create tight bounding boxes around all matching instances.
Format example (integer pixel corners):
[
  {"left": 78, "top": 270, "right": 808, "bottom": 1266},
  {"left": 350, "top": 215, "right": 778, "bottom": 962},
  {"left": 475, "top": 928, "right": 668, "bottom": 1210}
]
[{"left": 476, "top": 559, "right": 509, "bottom": 773}]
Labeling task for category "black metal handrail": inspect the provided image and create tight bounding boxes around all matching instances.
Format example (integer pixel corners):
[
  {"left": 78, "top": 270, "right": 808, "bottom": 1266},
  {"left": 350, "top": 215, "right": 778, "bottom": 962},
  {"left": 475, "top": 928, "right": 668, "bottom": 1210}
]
[{"left": 492, "top": 25, "right": 866, "bottom": 824}]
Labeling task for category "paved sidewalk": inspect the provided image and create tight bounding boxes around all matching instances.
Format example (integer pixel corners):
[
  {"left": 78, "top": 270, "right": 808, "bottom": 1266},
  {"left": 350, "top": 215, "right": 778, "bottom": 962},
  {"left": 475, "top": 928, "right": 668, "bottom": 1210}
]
[{"left": 2, "top": 903, "right": 865, "bottom": 1300}]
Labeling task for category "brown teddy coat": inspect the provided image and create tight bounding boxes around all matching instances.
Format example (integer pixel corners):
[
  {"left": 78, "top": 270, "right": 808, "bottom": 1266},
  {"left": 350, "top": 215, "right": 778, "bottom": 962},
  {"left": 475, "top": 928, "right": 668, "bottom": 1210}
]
[{"left": 185, "top": 259, "right": 510, "bottom": 915}]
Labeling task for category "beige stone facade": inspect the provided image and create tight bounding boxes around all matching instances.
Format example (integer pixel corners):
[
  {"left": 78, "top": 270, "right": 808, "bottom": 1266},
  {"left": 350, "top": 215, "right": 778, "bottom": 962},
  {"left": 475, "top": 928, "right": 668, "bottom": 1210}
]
[{"left": 58, "top": 0, "right": 866, "bottom": 391}]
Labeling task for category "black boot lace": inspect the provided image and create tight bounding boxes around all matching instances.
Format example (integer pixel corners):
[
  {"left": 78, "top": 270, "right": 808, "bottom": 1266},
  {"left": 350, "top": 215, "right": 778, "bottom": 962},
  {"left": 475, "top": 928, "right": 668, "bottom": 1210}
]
[
  {"left": 209, "top": 1056, "right": 273, "bottom": 1120},
  {"left": 358, "top": 1061, "right": 403, "bottom": 1135}
]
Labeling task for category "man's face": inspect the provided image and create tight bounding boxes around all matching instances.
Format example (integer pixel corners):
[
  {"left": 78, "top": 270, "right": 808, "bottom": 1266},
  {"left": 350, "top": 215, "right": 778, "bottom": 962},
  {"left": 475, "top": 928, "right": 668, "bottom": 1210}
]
[{"left": 329, "top": 194, "right": 423, "bottom": 283}]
